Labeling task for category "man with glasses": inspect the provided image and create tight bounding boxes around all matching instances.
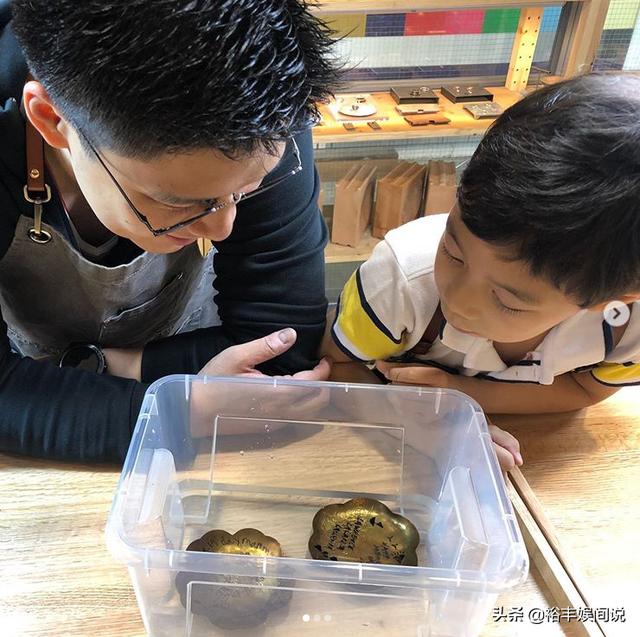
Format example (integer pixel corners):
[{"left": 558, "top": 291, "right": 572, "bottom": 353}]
[{"left": 0, "top": 1, "right": 337, "bottom": 461}]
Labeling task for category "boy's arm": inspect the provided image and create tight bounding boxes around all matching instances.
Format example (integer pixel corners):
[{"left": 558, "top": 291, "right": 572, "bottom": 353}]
[
  {"left": 377, "top": 362, "right": 621, "bottom": 413},
  {"left": 319, "top": 308, "right": 351, "bottom": 363},
  {"left": 329, "top": 361, "right": 383, "bottom": 384},
  {"left": 463, "top": 370, "right": 619, "bottom": 413},
  {"left": 320, "top": 234, "right": 428, "bottom": 383},
  {"left": 320, "top": 308, "right": 382, "bottom": 383}
]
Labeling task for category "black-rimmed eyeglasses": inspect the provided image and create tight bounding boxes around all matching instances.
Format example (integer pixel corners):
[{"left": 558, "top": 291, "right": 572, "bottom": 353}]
[{"left": 77, "top": 130, "right": 302, "bottom": 237}]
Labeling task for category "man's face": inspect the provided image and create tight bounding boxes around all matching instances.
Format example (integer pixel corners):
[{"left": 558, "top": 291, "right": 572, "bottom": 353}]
[
  {"left": 65, "top": 130, "right": 284, "bottom": 253},
  {"left": 434, "top": 206, "right": 583, "bottom": 343}
]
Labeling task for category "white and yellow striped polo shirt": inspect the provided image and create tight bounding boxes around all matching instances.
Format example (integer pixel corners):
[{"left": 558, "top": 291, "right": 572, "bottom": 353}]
[{"left": 332, "top": 215, "right": 640, "bottom": 387}]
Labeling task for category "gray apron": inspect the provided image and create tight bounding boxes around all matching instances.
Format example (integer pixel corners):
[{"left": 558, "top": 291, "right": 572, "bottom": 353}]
[{"left": 0, "top": 215, "right": 220, "bottom": 359}]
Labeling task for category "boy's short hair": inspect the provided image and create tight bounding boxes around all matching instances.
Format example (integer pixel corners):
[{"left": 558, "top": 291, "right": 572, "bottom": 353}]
[
  {"left": 11, "top": 0, "right": 337, "bottom": 158},
  {"left": 458, "top": 74, "right": 640, "bottom": 307}
]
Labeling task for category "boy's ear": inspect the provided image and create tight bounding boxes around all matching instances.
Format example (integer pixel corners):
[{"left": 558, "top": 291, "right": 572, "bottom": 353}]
[{"left": 587, "top": 293, "right": 640, "bottom": 313}]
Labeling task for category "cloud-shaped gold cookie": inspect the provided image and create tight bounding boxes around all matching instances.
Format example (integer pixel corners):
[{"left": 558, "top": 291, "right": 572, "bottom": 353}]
[
  {"left": 176, "top": 528, "right": 291, "bottom": 628},
  {"left": 309, "top": 498, "right": 420, "bottom": 566}
]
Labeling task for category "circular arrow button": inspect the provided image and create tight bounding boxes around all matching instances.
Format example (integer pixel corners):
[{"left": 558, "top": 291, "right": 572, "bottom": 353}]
[{"left": 603, "top": 301, "right": 631, "bottom": 328}]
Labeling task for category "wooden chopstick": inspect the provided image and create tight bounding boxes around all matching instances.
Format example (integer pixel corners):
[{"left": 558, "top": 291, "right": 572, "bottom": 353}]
[{"left": 506, "top": 467, "right": 609, "bottom": 637}]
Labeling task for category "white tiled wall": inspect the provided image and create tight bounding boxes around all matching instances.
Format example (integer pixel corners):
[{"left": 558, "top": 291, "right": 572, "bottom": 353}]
[
  {"left": 333, "top": 32, "right": 557, "bottom": 70},
  {"left": 624, "top": 8, "right": 640, "bottom": 69}
]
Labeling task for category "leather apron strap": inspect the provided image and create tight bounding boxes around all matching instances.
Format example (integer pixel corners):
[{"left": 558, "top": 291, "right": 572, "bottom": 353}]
[{"left": 23, "top": 113, "right": 52, "bottom": 244}]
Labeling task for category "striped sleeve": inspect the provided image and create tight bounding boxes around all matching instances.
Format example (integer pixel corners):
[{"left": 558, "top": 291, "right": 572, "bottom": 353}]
[
  {"left": 331, "top": 240, "right": 413, "bottom": 362},
  {"left": 591, "top": 361, "right": 640, "bottom": 387}
]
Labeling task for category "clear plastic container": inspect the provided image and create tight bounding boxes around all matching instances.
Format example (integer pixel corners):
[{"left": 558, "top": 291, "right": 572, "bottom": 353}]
[{"left": 106, "top": 376, "right": 528, "bottom": 637}]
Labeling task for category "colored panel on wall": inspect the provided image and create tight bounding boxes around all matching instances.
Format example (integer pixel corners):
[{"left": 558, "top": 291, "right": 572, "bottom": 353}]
[
  {"left": 483, "top": 9, "right": 520, "bottom": 33},
  {"left": 594, "top": 28, "right": 635, "bottom": 69},
  {"left": 321, "top": 13, "right": 366, "bottom": 38},
  {"left": 405, "top": 11, "right": 485, "bottom": 36},
  {"left": 604, "top": 0, "right": 640, "bottom": 30},
  {"left": 365, "top": 13, "right": 406, "bottom": 37},
  {"left": 540, "top": 6, "right": 562, "bottom": 33}
]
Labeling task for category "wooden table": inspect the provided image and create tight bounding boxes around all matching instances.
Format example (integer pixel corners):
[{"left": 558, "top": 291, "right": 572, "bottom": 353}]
[
  {"left": 1, "top": 387, "right": 638, "bottom": 637},
  {"left": 490, "top": 387, "right": 640, "bottom": 637}
]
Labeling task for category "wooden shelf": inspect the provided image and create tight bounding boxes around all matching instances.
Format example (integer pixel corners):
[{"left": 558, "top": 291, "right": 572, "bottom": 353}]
[
  {"left": 313, "top": 87, "right": 523, "bottom": 145},
  {"left": 325, "top": 228, "right": 381, "bottom": 264},
  {"left": 311, "top": 0, "right": 581, "bottom": 13}
]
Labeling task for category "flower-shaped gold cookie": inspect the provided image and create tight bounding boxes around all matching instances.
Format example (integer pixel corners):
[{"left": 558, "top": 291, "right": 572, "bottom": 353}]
[
  {"left": 175, "top": 528, "right": 291, "bottom": 628},
  {"left": 185, "top": 528, "right": 282, "bottom": 557},
  {"left": 309, "top": 498, "right": 420, "bottom": 566}
]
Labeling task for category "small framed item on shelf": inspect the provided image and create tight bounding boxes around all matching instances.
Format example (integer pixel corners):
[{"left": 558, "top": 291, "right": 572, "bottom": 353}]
[
  {"left": 395, "top": 103, "right": 440, "bottom": 116},
  {"left": 441, "top": 85, "right": 493, "bottom": 103},
  {"left": 464, "top": 102, "right": 504, "bottom": 120},
  {"left": 390, "top": 86, "right": 439, "bottom": 104},
  {"left": 404, "top": 114, "right": 450, "bottom": 127}
]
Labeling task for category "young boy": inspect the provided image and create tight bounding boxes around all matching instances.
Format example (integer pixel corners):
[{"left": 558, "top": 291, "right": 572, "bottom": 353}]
[{"left": 324, "top": 74, "right": 640, "bottom": 470}]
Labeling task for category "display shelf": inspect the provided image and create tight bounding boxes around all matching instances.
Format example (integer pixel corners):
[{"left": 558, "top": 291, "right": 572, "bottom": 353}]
[
  {"left": 311, "top": 0, "right": 581, "bottom": 13},
  {"left": 313, "top": 87, "right": 523, "bottom": 145}
]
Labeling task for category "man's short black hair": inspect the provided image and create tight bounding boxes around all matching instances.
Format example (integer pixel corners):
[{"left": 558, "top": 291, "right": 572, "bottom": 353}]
[
  {"left": 11, "top": 0, "right": 337, "bottom": 157},
  {"left": 458, "top": 74, "right": 640, "bottom": 307}
]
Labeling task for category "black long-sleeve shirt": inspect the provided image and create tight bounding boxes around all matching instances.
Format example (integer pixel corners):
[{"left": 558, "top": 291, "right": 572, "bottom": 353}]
[{"left": 0, "top": 18, "right": 328, "bottom": 463}]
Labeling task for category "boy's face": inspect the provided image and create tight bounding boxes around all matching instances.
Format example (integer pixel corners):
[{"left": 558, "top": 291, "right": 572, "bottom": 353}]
[
  {"left": 434, "top": 206, "right": 582, "bottom": 343},
  {"left": 64, "top": 131, "right": 284, "bottom": 254}
]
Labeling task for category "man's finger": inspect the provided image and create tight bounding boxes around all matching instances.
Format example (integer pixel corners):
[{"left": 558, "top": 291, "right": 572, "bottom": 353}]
[
  {"left": 233, "top": 328, "right": 298, "bottom": 368},
  {"left": 291, "top": 357, "right": 332, "bottom": 381},
  {"left": 291, "top": 387, "right": 330, "bottom": 416},
  {"left": 237, "top": 370, "right": 269, "bottom": 378}
]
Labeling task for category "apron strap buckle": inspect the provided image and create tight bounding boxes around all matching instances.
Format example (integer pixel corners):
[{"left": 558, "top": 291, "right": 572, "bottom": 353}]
[
  {"left": 23, "top": 183, "right": 52, "bottom": 205},
  {"left": 23, "top": 184, "right": 53, "bottom": 244}
]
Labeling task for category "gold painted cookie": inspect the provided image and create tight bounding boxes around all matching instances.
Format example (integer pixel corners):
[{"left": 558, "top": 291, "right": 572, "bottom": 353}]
[
  {"left": 175, "top": 528, "right": 292, "bottom": 629},
  {"left": 309, "top": 498, "right": 420, "bottom": 566}
]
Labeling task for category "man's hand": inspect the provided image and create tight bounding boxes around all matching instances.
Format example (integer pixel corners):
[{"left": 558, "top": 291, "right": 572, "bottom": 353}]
[
  {"left": 198, "top": 328, "right": 331, "bottom": 380},
  {"left": 104, "top": 329, "right": 330, "bottom": 383},
  {"left": 190, "top": 328, "right": 331, "bottom": 438}
]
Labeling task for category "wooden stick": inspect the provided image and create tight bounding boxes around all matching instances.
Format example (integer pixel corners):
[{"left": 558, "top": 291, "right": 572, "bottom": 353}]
[
  {"left": 507, "top": 468, "right": 609, "bottom": 636},
  {"left": 509, "top": 468, "right": 598, "bottom": 608}
]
